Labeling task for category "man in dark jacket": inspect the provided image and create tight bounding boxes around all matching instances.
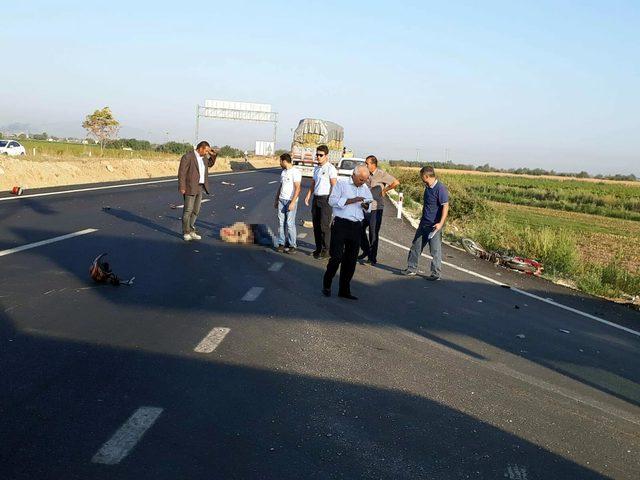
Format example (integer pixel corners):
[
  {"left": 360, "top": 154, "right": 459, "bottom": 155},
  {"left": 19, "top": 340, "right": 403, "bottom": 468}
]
[{"left": 178, "top": 141, "right": 218, "bottom": 241}]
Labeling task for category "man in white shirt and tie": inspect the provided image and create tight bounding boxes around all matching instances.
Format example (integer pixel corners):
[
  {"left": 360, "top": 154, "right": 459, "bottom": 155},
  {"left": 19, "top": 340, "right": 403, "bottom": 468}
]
[{"left": 322, "top": 165, "right": 374, "bottom": 300}]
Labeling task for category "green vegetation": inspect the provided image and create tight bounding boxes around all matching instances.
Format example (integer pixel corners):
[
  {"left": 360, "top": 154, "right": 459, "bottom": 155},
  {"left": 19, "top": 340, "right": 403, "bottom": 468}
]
[
  {"left": 218, "top": 145, "right": 244, "bottom": 158},
  {"left": 388, "top": 166, "right": 640, "bottom": 300},
  {"left": 454, "top": 174, "right": 640, "bottom": 221},
  {"left": 389, "top": 159, "right": 638, "bottom": 182}
]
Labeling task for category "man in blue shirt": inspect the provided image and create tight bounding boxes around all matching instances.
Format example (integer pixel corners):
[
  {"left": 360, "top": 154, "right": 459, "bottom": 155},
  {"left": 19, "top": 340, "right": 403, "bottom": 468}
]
[{"left": 402, "top": 166, "right": 450, "bottom": 280}]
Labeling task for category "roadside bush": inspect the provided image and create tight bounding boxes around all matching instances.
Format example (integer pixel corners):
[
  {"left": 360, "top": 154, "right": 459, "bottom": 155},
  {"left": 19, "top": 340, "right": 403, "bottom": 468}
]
[
  {"left": 576, "top": 260, "right": 640, "bottom": 298},
  {"left": 515, "top": 227, "right": 579, "bottom": 276}
]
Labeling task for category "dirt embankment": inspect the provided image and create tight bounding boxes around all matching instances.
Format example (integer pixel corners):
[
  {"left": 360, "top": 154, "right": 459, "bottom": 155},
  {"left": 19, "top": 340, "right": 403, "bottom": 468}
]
[{"left": 0, "top": 155, "right": 279, "bottom": 191}]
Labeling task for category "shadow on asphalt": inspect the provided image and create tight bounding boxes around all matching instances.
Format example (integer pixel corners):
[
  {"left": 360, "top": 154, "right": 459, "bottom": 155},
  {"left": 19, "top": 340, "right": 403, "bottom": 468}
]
[
  {"left": 0, "top": 305, "right": 611, "bottom": 479},
  {"left": 4, "top": 221, "right": 640, "bottom": 412}
]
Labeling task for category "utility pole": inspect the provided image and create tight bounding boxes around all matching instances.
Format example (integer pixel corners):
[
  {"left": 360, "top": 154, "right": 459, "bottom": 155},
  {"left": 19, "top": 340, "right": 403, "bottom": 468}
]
[{"left": 416, "top": 149, "right": 420, "bottom": 163}]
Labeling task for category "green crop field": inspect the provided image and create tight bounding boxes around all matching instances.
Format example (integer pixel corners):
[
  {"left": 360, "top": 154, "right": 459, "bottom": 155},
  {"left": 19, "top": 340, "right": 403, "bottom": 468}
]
[
  {"left": 387, "top": 166, "right": 640, "bottom": 301},
  {"left": 18, "top": 139, "right": 176, "bottom": 160}
]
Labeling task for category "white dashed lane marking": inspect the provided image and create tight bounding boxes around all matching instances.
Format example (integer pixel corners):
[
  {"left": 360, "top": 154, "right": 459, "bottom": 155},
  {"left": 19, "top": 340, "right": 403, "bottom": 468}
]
[
  {"left": 268, "top": 262, "right": 284, "bottom": 272},
  {"left": 91, "top": 407, "right": 163, "bottom": 465},
  {"left": 238, "top": 187, "right": 254, "bottom": 192},
  {"left": 0, "top": 229, "right": 98, "bottom": 257},
  {"left": 241, "top": 287, "right": 264, "bottom": 301},
  {"left": 194, "top": 327, "right": 230, "bottom": 353},
  {"left": 268, "top": 180, "right": 278, "bottom": 184}
]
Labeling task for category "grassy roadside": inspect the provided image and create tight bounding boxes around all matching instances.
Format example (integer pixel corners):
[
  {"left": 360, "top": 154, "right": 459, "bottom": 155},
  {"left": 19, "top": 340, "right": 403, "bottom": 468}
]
[{"left": 386, "top": 165, "right": 640, "bottom": 303}]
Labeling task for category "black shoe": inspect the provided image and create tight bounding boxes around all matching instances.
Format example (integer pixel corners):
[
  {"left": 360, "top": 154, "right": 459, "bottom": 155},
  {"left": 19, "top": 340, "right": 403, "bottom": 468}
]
[
  {"left": 357, "top": 252, "right": 368, "bottom": 260},
  {"left": 401, "top": 269, "right": 417, "bottom": 276},
  {"left": 338, "top": 293, "right": 358, "bottom": 300},
  {"left": 322, "top": 288, "right": 331, "bottom": 297},
  {"left": 312, "top": 250, "right": 321, "bottom": 259},
  {"left": 276, "top": 245, "right": 285, "bottom": 253},
  {"left": 369, "top": 260, "right": 377, "bottom": 266},
  {"left": 425, "top": 275, "right": 441, "bottom": 281},
  {"left": 319, "top": 250, "right": 329, "bottom": 259}
]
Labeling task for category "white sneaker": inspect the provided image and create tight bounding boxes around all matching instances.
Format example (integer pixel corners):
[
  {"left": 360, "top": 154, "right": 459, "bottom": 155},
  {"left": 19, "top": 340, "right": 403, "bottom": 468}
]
[
  {"left": 183, "top": 233, "right": 193, "bottom": 241},
  {"left": 190, "top": 232, "right": 202, "bottom": 240}
]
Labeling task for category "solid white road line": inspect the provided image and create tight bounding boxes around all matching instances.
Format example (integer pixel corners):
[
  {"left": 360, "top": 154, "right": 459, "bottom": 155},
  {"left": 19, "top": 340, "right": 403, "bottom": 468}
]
[
  {"left": 297, "top": 233, "right": 307, "bottom": 239},
  {"left": 175, "top": 199, "right": 210, "bottom": 209},
  {"left": 194, "top": 327, "right": 230, "bottom": 353},
  {"left": 238, "top": 186, "right": 254, "bottom": 192},
  {"left": 0, "top": 169, "right": 277, "bottom": 202},
  {"left": 379, "top": 235, "right": 640, "bottom": 338},
  {"left": 241, "top": 287, "right": 264, "bottom": 301},
  {"left": 268, "top": 262, "right": 284, "bottom": 272},
  {"left": 0, "top": 228, "right": 98, "bottom": 257},
  {"left": 91, "top": 407, "right": 163, "bottom": 465},
  {"left": 268, "top": 180, "right": 278, "bottom": 184}
]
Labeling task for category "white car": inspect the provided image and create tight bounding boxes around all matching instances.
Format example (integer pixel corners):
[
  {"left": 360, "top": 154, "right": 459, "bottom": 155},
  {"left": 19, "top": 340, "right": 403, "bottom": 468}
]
[
  {"left": 337, "top": 157, "right": 366, "bottom": 177},
  {"left": 0, "top": 140, "right": 26, "bottom": 156}
]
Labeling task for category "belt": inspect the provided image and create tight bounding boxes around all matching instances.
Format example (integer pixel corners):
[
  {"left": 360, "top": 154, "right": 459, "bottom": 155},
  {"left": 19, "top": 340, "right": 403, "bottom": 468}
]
[{"left": 335, "top": 217, "right": 362, "bottom": 225}]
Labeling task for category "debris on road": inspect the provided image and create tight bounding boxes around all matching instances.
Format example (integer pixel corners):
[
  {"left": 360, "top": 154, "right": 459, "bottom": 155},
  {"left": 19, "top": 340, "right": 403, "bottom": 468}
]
[
  {"left": 90, "top": 253, "right": 135, "bottom": 286},
  {"left": 516, "top": 334, "right": 526, "bottom": 339},
  {"left": 102, "top": 206, "right": 111, "bottom": 211},
  {"left": 462, "top": 238, "right": 543, "bottom": 275},
  {"left": 299, "top": 220, "right": 313, "bottom": 228},
  {"left": 477, "top": 299, "right": 483, "bottom": 303},
  {"left": 234, "top": 204, "right": 246, "bottom": 210},
  {"left": 11, "top": 186, "right": 24, "bottom": 195},
  {"left": 559, "top": 329, "right": 571, "bottom": 334},
  {"left": 221, "top": 181, "right": 235, "bottom": 186}
]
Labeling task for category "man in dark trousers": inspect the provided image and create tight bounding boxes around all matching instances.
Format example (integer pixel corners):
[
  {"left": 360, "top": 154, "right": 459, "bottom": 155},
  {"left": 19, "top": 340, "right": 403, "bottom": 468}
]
[
  {"left": 322, "top": 165, "right": 373, "bottom": 300},
  {"left": 304, "top": 144, "right": 338, "bottom": 258},
  {"left": 178, "top": 141, "right": 219, "bottom": 241},
  {"left": 402, "top": 166, "right": 449, "bottom": 280},
  {"left": 358, "top": 155, "right": 400, "bottom": 265}
]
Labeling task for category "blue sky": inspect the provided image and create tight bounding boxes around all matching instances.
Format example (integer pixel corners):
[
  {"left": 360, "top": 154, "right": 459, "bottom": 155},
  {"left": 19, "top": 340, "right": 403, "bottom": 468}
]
[{"left": 1, "top": 0, "right": 638, "bottom": 174}]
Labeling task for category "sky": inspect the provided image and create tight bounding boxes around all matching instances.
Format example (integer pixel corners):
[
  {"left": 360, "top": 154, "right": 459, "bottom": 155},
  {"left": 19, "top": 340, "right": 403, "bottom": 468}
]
[{"left": 1, "top": 0, "right": 638, "bottom": 175}]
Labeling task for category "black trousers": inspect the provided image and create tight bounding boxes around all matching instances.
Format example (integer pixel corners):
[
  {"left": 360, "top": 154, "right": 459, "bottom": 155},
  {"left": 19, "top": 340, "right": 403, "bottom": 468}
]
[
  {"left": 312, "top": 195, "right": 332, "bottom": 253},
  {"left": 359, "top": 209, "right": 384, "bottom": 262},
  {"left": 323, "top": 217, "right": 362, "bottom": 294}
]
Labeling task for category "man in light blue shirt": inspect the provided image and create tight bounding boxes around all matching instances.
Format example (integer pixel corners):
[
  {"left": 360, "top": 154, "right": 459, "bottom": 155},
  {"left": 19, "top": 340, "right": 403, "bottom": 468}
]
[{"left": 322, "top": 165, "right": 373, "bottom": 300}]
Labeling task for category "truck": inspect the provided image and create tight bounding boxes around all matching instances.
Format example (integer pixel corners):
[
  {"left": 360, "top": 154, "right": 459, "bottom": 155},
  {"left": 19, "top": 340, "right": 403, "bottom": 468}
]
[{"left": 290, "top": 118, "right": 344, "bottom": 177}]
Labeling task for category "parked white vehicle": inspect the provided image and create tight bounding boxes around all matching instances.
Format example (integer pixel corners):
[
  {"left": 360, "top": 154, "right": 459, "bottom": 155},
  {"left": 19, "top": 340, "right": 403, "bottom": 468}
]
[
  {"left": 337, "top": 157, "right": 366, "bottom": 177},
  {"left": 0, "top": 140, "right": 26, "bottom": 156}
]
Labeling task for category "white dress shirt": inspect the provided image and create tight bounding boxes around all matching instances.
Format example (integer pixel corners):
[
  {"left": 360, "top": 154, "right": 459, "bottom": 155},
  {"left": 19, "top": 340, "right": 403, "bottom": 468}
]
[
  {"left": 313, "top": 162, "right": 338, "bottom": 196},
  {"left": 328, "top": 177, "right": 373, "bottom": 222},
  {"left": 194, "top": 150, "right": 205, "bottom": 184}
]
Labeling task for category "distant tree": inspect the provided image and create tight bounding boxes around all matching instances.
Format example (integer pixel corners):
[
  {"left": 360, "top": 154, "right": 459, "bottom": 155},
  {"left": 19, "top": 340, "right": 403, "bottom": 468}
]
[
  {"left": 82, "top": 107, "right": 120, "bottom": 154},
  {"left": 274, "top": 149, "right": 289, "bottom": 157},
  {"left": 155, "top": 141, "right": 193, "bottom": 155},
  {"left": 32, "top": 132, "right": 48, "bottom": 140},
  {"left": 107, "top": 138, "right": 152, "bottom": 151},
  {"left": 18, "top": 133, "right": 27, "bottom": 140},
  {"left": 218, "top": 145, "right": 244, "bottom": 158}
]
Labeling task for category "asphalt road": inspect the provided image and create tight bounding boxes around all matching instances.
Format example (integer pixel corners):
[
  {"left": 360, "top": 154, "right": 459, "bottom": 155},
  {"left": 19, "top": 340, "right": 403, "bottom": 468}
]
[{"left": 1, "top": 168, "right": 639, "bottom": 479}]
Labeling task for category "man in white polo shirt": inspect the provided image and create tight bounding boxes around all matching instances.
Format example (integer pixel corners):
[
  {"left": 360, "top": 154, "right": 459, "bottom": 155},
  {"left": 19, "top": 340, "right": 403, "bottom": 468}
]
[
  {"left": 304, "top": 144, "right": 338, "bottom": 259},
  {"left": 273, "top": 153, "right": 302, "bottom": 253},
  {"left": 322, "top": 164, "right": 373, "bottom": 300}
]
